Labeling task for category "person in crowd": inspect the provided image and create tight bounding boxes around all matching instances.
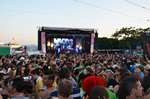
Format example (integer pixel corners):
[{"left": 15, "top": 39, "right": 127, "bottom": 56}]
[
  {"left": 17, "top": 61, "right": 25, "bottom": 67},
  {"left": 0, "top": 77, "right": 12, "bottom": 99},
  {"left": 113, "top": 69, "right": 130, "bottom": 93},
  {"left": 0, "top": 60, "right": 3, "bottom": 67},
  {"left": 2, "top": 64, "right": 15, "bottom": 80},
  {"left": 0, "top": 72, "right": 4, "bottom": 89},
  {"left": 144, "top": 64, "right": 150, "bottom": 76},
  {"left": 141, "top": 71, "right": 150, "bottom": 99},
  {"left": 57, "top": 79, "right": 73, "bottom": 99},
  {"left": 31, "top": 68, "right": 43, "bottom": 97},
  {"left": 29, "top": 60, "right": 37, "bottom": 70},
  {"left": 0, "top": 94, "right": 3, "bottom": 99},
  {"left": 82, "top": 75, "right": 117, "bottom": 99},
  {"left": 24, "top": 80, "right": 37, "bottom": 99},
  {"left": 138, "top": 66, "right": 145, "bottom": 79},
  {"left": 105, "top": 69, "right": 118, "bottom": 88},
  {"left": 143, "top": 94, "right": 150, "bottom": 99},
  {"left": 50, "top": 67, "right": 83, "bottom": 99},
  {"left": 67, "top": 63, "right": 78, "bottom": 88},
  {"left": 130, "top": 62, "right": 137, "bottom": 74},
  {"left": 98, "top": 70, "right": 109, "bottom": 84},
  {"left": 78, "top": 66, "right": 93, "bottom": 88},
  {"left": 113, "top": 72, "right": 133, "bottom": 94},
  {"left": 83, "top": 66, "right": 94, "bottom": 75},
  {"left": 38, "top": 70, "right": 56, "bottom": 99},
  {"left": 117, "top": 76, "right": 143, "bottom": 99},
  {"left": 115, "top": 68, "right": 129, "bottom": 83},
  {"left": 73, "top": 68, "right": 80, "bottom": 82},
  {"left": 134, "top": 68, "right": 142, "bottom": 81},
  {"left": 82, "top": 75, "right": 107, "bottom": 96},
  {"left": 51, "top": 64, "right": 59, "bottom": 72},
  {"left": 89, "top": 86, "right": 109, "bottom": 99},
  {"left": 10, "top": 77, "right": 29, "bottom": 99},
  {"left": 15, "top": 66, "right": 24, "bottom": 78},
  {"left": 23, "top": 68, "right": 31, "bottom": 80}
]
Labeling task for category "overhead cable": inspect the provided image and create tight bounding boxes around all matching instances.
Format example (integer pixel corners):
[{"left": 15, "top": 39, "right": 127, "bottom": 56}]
[
  {"left": 73, "top": 0, "right": 143, "bottom": 19},
  {"left": 124, "top": 0, "right": 150, "bottom": 11}
]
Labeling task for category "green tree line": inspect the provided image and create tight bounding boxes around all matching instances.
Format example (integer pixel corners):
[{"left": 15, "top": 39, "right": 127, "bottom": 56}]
[{"left": 96, "top": 27, "right": 150, "bottom": 49}]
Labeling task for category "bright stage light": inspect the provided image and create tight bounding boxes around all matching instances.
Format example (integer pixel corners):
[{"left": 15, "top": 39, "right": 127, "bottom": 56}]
[
  {"left": 51, "top": 43, "right": 54, "bottom": 48},
  {"left": 79, "top": 46, "right": 82, "bottom": 50},
  {"left": 76, "top": 44, "right": 79, "bottom": 48},
  {"left": 47, "top": 41, "right": 50, "bottom": 46}
]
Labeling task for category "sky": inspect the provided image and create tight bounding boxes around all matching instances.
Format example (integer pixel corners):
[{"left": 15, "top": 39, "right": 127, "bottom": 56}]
[{"left": 0, "top": 0, "right": 150, "bottom": 45}]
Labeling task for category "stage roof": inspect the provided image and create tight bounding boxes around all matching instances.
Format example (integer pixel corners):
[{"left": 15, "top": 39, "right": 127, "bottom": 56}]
[{"left": 39, "top": 26, "right": 97, "bottom": 33}]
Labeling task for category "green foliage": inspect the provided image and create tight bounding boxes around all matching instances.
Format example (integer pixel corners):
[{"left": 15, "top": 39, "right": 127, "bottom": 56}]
[
  {"left": 97, "top": 37, "right": 120, "bottom": 49},
  {"left": 112, "top": 27, "right": 150, "bottom": 40},
  {"left": 97, "top": 27, "right": 150, "bottom": 49}
]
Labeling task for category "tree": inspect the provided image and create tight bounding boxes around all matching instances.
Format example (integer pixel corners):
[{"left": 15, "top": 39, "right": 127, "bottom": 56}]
[
  {"left": 111, "top": 27, "right": 150, "bottom": 49},
  {"left": 97, "top": 37, "right": 119, "bottom": 49}
]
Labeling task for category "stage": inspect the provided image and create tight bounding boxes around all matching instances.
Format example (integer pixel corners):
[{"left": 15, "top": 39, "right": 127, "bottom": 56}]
[{"left": 38, "top": 27, "right": 98, "bottom": 54}]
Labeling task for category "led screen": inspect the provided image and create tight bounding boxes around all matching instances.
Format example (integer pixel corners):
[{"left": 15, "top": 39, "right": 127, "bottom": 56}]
[{"left": 54, "top": 38, "right": 73, "bottom": 53}]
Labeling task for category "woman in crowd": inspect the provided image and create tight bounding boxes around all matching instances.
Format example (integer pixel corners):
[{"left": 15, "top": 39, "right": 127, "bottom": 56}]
[{"left": 15, "top": 66, "right": 24, "bottom": 78}]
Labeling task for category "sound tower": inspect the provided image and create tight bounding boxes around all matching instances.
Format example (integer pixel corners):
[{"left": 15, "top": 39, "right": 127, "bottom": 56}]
[
  {"left": 94, "top": 32, "right": 98, "bottom": 50},
  {"left": 38, "top": 30, "right": 42, "bottom": 50},
  {"left": 83, "top": 36, "right": 91, "bottom": 53}
]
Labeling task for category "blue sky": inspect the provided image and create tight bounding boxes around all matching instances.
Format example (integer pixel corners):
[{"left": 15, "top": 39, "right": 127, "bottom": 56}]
[{"left": 0, "top": 0, "right": 150, "bottom": 45}]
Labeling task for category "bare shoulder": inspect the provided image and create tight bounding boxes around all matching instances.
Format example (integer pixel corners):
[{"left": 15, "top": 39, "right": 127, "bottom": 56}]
[
  {"left": 142, "top": 94, "right": 150, "bottom": 99},
  {"left": 38, "top": 90, "right": 45, "bottom": 98}
]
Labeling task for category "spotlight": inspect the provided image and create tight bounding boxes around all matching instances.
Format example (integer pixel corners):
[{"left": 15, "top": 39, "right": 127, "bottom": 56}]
[
  {"left": 51, "top": 43, "right": 54, "bottom": 48},
  {"left": 76, "top": 44, "right": 79, "bottom": 48},
  {"left": 79, "top": 46, "right": 82, "bottom": 50},
  {"left": 47, "top": 41, "right": 50, "bottom": 46}
]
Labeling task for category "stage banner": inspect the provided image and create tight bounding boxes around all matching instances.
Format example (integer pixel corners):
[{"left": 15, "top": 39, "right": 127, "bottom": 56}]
[
  {"left": 90, "top": 33, "right": 95, "bottom": 54},
  {"left": 143, "top": 33, "right": 150, "bottom": 59},
  {"left": 41, "top": 32, "right": 46, "bottom": 54}
]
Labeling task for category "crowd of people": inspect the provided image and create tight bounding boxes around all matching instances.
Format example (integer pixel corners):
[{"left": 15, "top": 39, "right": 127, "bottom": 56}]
[{"left": 0, "top": 52, "right": 150, "bottom": 99}]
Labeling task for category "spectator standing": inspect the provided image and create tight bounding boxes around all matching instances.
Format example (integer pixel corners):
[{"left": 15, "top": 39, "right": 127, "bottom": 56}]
[
  {"left": 31, "top": 68, "right": 43, "bottom": 97},
  {"left": 89, "top": 86, "right": 109, "bottom": 99},
  {"left": 38, "top": 70, "right": 56, "bottom": 99},
  {"left": 117, "top": 76, "right": 143, "bottom": 99},
  {"left": 57, "top": 79, "right": 73, "bottom": 99},
  {"left": 10, "top": 78, "right": 29, "bottom": 99},
  {"left": 50, "top": 67, "right": 83, "bottom": 99}
]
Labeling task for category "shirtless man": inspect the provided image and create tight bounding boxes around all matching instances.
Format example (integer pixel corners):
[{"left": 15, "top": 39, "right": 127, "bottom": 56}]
[{"left": 38, "top": 70, "right": 56, "bottom": 99}]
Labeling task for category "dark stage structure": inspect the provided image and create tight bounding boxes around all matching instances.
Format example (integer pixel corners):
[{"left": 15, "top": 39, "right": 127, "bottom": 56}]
[{"left": 38, "top": 27, "right": 98, "bottom": 54}]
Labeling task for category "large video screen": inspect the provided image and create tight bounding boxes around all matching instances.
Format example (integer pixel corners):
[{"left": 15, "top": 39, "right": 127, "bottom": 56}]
[{"left": 54, "top": 38, "right": 74, "bottom": 53}]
